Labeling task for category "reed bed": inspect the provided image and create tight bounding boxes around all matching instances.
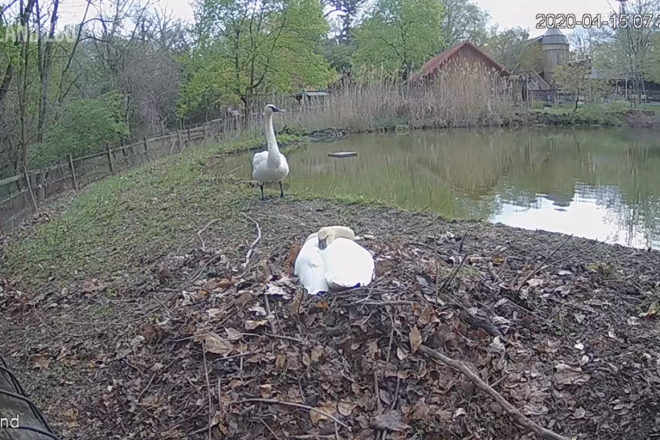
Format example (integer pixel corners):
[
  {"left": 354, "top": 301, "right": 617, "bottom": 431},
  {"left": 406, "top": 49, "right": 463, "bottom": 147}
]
[{"left": 231, "top": 63, "right": 515, "bottom": 137}]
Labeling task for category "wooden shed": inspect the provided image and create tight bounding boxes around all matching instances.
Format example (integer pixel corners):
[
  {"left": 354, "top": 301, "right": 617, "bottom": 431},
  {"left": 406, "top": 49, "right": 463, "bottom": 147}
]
[{"left": 416, "top": 41, "right": 510, "bottom": 80}]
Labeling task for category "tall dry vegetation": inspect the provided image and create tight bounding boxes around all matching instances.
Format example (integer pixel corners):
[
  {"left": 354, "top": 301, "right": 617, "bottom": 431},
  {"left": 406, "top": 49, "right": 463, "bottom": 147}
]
[{"left": 250, "top": 63, "right": 514, "bottom": 134}]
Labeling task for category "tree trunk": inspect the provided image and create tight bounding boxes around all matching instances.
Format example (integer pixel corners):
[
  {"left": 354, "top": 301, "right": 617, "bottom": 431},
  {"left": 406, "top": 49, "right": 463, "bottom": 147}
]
[
  {"left": 56, "top": 0, "right": 90, "bottom": 106},
  {"left": 37, "top": 0, "right": 60, "bottom": 143},
  {"left": 0, "top": 0, "right": 37, "bottom": 111},
  {"left": 19, "top": 26, "right": 31, "bottom": 168}
]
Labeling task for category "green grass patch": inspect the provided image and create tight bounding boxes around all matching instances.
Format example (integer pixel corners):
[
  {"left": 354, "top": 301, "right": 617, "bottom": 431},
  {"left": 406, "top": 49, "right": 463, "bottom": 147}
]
[
  {"left": 534, "top": 103, "right": 634, "bottom": 125},
  {"left": 2, "top": 135, "right": 303, "bottom": 289},
  {"left": 292, "top": 187, "right": 392, "bottom": 208},
  {"left": 638, "top": 103, "right": 660, "bottom": 113}
]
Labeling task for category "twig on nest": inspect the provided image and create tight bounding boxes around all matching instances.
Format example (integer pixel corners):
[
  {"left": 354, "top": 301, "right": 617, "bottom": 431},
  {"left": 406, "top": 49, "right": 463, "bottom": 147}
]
[
  {"left": 374, "top": 370, "right": 384, "bottom": 440},
  {"left": 258, "top": 418, "right": 281, "bottom": 440},
  {"left": 417, "top": 345, "right": 570, "bottom": 440},
  {"left": 487, "top": 262, "right": 501, "bottom": 283},
  {"left": 364, "top": 300, "right": 418, "bottom": 307},
  {"left": 187, "top": 253, "right": 224, "bottom": 285},
  {"left": 137, "top": 359, "right": 175, "bottom": 402},
  {"left": 458, "top": 225, "right": 471, "bottom": 253},
  {"left": 240, "top": 332, "right": 304, "bottom": 343},
  {"left": 240, "top": 213, "right": 262, "bottom": 271},
  {"left": 235, "top": 399, "right": 351, "bottom": 430},
  {"left": 217, "top": 351, "right": 260, "bottom": 361},
  {"left": 439, "top": 254, "right": 468, "bottom": 293},
  {"left": 197, "top": 218, "right": 221, "bottom": 252},
  {"left": 516, "top": 235, "right": 572, "bottom": 292},
  {"left": 385, "top": 312, "right": 395, "bottom": 364},
  {"left": 202, "top": 342, "right": 213, "bottom": 440},
  {"left": 290, "top": 436, "right": 335, "bottom": 439}
]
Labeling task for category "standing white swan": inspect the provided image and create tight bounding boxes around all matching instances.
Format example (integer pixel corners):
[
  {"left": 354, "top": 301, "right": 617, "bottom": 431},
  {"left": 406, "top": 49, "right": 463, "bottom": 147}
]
[
  {"left": 252, "top": 104, "right": 289, "bottom": 200},
  {"left": 294, "top": 226, "right": 375, "bottom": 295}
]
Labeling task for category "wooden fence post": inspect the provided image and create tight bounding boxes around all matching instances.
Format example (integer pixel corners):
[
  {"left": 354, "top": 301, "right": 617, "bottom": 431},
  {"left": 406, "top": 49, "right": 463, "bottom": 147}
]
[
  {"left": 187, "top": 126, "right": 191, "bottom": 142},
  {"left": 177, "top": 130, "right": 184, "bottom": 152},
  {"left": 203, "top": 123, "right": 207, "bottom": 140},
  {"left": 106, "top": 145, "right": 115, "bottom": 176},
  {"left": 23, "top": 169, "right": 39, "bottom": 214},
  {"left": 68, "top": 154, "right": 78, "bottom": 191},
  {"left": 37, "top": 171, "right": 46, "bottom": 202},
  {"left": 143, "top": 137, "right": 150, "bottom": 161}
]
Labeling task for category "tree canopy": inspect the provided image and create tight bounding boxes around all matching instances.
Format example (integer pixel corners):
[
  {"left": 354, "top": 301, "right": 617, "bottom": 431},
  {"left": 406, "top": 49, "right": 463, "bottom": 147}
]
[
  {"left": 179, "top": 0, "right": 335, "bottom": 117},
  {"left": 4, "top": 0, "right": 660, "bottom": 177},
  {"left": 351, "top": 0, "right": 445, "bottom": 78}
]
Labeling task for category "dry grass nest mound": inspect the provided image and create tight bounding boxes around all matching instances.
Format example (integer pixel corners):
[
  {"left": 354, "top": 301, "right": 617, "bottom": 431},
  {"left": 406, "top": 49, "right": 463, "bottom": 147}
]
[{"left": 2, "top": 200, "right": 660, "bottom": 440}]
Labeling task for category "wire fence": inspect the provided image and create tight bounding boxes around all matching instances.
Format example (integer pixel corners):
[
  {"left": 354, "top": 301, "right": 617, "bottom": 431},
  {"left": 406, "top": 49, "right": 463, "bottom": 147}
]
[
  {"left": 0, "top": 105, "right": 310, "bottom": 234},
  {"left": 0, "top": 120, "right": 206, "bottom": 233},
  {"left": 0, "top": 352, "right": 60, "bottom": 439}
]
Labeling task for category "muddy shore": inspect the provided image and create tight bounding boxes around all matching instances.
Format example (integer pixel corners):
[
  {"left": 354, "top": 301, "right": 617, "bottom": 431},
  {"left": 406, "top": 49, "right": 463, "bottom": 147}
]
[{"left": 1, "top": 197, "right": 659, "bottom": 439}]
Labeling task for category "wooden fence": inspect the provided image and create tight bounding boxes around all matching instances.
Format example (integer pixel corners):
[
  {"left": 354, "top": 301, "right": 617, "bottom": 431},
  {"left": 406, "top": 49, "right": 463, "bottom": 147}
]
[{"left": 0, "top": 116, "right": 237, "bottom": 234}]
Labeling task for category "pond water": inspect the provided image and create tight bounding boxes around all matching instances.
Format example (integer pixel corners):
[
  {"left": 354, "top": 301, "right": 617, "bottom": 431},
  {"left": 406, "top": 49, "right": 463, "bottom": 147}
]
[{"left": 227, "top": 127, "right": 660, "bottom": 250}]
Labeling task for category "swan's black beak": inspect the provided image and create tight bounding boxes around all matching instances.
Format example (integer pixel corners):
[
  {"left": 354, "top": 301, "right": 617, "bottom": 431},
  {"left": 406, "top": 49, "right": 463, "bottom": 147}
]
[
  {"left": 318, "top": 238, "right": 327, "bottom": 250},
  {"left": 273, "top": 106, "right": 284, "bottom": 113}
]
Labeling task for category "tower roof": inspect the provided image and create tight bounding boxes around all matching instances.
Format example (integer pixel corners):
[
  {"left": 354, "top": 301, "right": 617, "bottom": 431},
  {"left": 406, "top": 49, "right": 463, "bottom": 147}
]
[{"left": 542, "top": 28, "right": 569, "bottom": 46}]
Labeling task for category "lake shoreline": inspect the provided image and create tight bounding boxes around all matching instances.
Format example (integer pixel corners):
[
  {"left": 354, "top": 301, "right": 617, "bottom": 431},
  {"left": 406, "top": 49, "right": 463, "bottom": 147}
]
[
  {"left": 1, "top": 198, "right": 659, "bottom": 439},
  {"left": 296, "top": 108, "right": 660, "bottom": 140}
]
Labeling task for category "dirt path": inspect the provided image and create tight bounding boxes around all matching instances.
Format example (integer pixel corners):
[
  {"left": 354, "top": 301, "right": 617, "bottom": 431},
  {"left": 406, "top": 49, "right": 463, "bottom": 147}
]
[{"left": 1, "top": 198, "right": 660, "bottom": 439}]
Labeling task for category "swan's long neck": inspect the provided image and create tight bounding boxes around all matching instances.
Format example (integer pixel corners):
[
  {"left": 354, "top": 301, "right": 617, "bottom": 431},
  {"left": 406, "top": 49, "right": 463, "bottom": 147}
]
[
  {"left": 265, "top": 113, "right": 281, "bottom": 165},
  {"left": 330, "top": 226, "right": 355, "bottom": 241}
]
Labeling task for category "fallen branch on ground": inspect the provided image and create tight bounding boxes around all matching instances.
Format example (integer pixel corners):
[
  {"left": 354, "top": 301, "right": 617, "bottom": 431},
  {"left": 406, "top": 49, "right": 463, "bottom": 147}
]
[
  {"left": 516, "top": 235, "right": 572, "bottom": 292},
  {"left": 234, "top": 399, "right": 351, "bottom": 431},
  {"left": 240, "top": 213, "right": 262, "bottom": 271},
  {"left": 240, "top": 332, "right": 304, "bottom": 343},
  {"left": 197, "top": 218, "right": 221, "bottom": 252},
  {"left": 202, "top": 342, "right": 213, "bottom": 440},
  {"left": 363, "top": 301, "right": 418, "bottom": 307},
  {"left": 439, "top": 254, "right": 468, "bottom": 293},
  {"left": 458, "top": 225, "right": 471, "bottom": 253},
  {"left": 417, "top": 344, "right": 570, "bottom": 440}
]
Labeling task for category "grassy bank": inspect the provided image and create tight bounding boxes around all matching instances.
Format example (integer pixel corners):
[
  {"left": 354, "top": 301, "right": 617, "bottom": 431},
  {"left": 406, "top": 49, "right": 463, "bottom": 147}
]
[
  {"left": 2, "top": 134, "right": 303, "bottom": 288},
  {"left": 528, "top": 104, "right": 660, "bottom": 128}
]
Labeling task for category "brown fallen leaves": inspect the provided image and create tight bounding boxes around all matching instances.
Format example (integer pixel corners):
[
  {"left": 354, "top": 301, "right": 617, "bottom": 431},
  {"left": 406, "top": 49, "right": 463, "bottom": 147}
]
[
  {"left": 311, "top": 403, "right": 338, "bottom": 424},
  {"left": 554, "top": 363, "right": 591, "bottom": 386},
  {"left": 409, "top": 326, "right": 422, "bottom": 354},
  {"left": 18, "top": 208, "right": 658, "bottom": 440},
  {"left": 371, "top": 410, "right": 410, "bottom": 432},
  {"left": 31, "top": 353, "right": 50, "bottom": 369},
  {"left": 202, "top": 277, "right": 235, "bottom": 293},
  {"left": 194, "top": 331, "right": 234, "bottom": 356}
]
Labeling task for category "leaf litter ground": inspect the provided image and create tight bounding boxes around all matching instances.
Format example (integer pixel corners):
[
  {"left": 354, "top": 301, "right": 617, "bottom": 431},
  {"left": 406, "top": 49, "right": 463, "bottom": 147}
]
[{"left": 2, "top": 198, "right": 660, "bottom": 439}]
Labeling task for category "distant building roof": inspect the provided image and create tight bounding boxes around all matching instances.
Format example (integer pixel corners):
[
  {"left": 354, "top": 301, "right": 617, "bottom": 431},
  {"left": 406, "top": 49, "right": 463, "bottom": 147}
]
[
  {"left": 529, "top": 28, "right": 569, "bottom": 46},
  {"left": 418, "top": 41, "right": 510, "bottom": 79}
]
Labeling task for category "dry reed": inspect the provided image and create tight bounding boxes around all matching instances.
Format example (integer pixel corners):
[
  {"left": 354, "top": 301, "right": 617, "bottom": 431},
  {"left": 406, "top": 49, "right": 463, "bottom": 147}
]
[{"left": 234, "top": 63, "right": 515, "bottom": 135}]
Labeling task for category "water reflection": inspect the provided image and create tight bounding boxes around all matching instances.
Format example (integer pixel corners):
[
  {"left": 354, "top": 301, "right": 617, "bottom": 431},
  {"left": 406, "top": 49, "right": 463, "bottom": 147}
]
[{"left": 224, "top": 128, "right": 660, "bottom": 249}]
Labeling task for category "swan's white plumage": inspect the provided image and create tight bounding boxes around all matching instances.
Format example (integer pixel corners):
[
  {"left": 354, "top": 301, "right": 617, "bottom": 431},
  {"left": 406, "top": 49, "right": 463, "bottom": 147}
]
[
  {"left": 294, "top": 228, "right": 375, "bottom": 295},
  {"left": 323, "top": 238, "right": 375, "bottom": 291},
  {"left": 252, "top": 151, "right": 288, "bottom": 183},
  {"left": 252, "top": 105, "right": 289, "bottom": 189},
  {"left": 294, "top": 233, "right": 329, "bottom": 295}
]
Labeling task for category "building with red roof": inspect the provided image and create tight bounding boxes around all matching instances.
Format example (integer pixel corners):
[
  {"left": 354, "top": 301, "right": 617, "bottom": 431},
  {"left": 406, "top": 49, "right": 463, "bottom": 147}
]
[{"left": 415, "top": 41, "right": 510, "bottom": 81}]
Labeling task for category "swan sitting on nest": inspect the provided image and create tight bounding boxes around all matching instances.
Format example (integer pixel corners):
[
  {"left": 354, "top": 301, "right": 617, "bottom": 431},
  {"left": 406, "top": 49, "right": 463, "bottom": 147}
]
[
  {"left": 252, "top": 104, "right": 289, "bottom": 200},
  {"left": 294, "top": 226, "right": 375, "bottom": 295}
]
